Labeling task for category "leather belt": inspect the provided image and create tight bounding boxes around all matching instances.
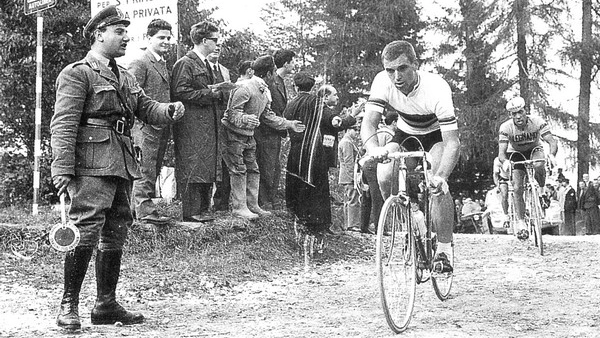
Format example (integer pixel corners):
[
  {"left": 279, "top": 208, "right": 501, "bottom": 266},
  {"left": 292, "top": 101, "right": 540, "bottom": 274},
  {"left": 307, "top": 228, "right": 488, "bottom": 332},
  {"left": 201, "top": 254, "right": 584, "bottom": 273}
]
[{"left": 81, "top": 117, "right": 131, "bottom": 136}]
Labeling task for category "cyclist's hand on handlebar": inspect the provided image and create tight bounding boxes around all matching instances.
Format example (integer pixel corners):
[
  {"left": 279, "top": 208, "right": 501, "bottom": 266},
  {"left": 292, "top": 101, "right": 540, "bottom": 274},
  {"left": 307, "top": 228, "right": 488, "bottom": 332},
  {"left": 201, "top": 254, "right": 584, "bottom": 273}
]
[{"left": 429, "top": 175, "right": 449, "bottom": 196}]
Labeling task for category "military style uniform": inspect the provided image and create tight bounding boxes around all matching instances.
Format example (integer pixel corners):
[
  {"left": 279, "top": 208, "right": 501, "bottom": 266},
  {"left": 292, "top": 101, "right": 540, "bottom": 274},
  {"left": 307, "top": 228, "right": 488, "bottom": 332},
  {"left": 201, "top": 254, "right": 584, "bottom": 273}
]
[
  {"left": 50, "top": 5, "right": 180, "bottom": 330},
  {"left": 51, "top": 50, "right": 175, "bottom": 248}
]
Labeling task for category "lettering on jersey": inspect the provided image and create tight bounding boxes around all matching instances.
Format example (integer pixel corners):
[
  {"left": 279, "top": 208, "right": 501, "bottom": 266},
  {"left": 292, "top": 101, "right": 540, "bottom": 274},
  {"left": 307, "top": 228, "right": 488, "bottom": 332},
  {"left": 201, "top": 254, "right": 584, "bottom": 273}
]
[{"left": 513, "top": 131, "right": 538, "bottom": 143}]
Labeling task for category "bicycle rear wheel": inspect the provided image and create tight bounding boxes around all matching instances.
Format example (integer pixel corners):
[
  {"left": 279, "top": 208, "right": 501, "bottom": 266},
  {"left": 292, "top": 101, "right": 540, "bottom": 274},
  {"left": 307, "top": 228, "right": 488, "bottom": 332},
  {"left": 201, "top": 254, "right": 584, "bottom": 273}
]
[
  {"left": 432, "top": 241, "right": 454, "bottom": 300},
  {"left": 376, "top": 196, "right": 416, "bottom": 333},
  {"left": 526, "top": 187, "right": 544, "bottom": 256}
]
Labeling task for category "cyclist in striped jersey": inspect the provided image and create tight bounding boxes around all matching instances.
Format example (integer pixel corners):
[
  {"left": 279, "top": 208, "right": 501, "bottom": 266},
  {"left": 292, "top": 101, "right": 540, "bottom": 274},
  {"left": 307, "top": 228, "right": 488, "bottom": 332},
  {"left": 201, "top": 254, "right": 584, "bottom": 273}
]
[{"left": 361, "top": 40, "right": 460, "bottom": 273}]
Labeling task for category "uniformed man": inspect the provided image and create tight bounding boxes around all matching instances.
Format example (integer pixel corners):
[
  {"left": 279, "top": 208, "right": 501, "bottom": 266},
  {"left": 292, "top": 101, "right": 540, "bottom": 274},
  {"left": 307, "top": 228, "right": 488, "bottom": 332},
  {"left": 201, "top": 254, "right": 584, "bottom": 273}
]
[{"left": 50, "top": 5, "right": 184, "bottom": 330}]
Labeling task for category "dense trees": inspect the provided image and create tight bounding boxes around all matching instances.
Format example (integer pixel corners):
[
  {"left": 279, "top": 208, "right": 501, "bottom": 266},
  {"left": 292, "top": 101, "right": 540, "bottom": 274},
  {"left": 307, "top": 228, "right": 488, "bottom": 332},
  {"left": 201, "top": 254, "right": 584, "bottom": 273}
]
[{"left": 1, "top": 0, "right": 600, "bottom": 205}]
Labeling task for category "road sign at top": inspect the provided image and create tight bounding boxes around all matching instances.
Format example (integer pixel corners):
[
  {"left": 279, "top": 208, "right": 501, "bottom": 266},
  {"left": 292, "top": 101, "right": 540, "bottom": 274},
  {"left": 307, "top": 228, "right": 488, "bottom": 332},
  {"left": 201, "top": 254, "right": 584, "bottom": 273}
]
[{"left": 24, "top": 0, "right": 57, "bottom": 15}]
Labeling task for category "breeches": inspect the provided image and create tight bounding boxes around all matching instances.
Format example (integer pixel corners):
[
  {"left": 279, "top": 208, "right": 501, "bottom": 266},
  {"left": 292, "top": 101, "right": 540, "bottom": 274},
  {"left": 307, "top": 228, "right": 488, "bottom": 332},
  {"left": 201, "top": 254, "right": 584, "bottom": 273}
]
[{"left": 67, "top": 176, "right": 132, "bottom": 250}]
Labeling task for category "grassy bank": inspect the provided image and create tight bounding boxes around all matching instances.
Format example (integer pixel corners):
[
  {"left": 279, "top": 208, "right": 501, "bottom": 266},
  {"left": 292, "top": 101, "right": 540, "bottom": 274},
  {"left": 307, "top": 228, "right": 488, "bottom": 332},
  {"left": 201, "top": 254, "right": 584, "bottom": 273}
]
[{"left": 0, "top": 199, "right": 373, "bottom": 296}]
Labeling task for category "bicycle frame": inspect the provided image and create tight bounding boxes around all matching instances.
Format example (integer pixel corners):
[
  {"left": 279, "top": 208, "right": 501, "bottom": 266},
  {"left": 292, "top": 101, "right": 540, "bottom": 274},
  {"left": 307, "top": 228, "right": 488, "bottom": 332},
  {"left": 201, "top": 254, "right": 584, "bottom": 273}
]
[
  {"left": 388, "top": 150, "right": 434, "bottom": 275},
  {"left": 506, "top": 151, "right": 546, "bottom": 255}
]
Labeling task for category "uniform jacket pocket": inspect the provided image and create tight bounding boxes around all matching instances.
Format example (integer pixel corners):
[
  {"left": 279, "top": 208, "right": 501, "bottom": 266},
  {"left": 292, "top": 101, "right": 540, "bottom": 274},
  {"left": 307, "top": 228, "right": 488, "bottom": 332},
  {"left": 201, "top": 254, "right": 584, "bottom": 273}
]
[{"left": 75, "top": 126, "right": 112, "bottom": 170}]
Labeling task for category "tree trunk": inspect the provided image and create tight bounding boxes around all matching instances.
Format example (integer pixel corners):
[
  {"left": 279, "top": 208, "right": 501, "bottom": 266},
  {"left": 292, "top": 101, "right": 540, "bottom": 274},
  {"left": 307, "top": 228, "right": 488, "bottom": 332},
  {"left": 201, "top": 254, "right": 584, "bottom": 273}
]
[
  {"left": 515, "top": 0, "right": 529, "bottom": 110},
  {"left": 577, "top": 0, "right": 592, "bottom": 181}
]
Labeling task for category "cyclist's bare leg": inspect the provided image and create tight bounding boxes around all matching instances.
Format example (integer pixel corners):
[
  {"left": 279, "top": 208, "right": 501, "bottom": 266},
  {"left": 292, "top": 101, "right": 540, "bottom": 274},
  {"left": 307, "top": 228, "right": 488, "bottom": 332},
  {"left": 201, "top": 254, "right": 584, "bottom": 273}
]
[
  {"left": 531, "top": 149, "right": 546, "bottom": 188},
  {"left": 499, "top": 183, "right": 509, "bottom": 215},
  {"left": 512, "top": 169, "right": 526, "bottom": 220},
  {"left": 376, "top": 142, "right": 403, "bottom": 200},
  {"left": 428, "top": 142, "right": 454, "bottom": 246}
]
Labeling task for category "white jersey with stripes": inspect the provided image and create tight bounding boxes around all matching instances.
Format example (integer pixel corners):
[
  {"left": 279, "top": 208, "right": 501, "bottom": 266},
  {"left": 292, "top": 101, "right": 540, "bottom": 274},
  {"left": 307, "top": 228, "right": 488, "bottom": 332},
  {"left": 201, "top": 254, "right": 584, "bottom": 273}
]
[{"left": 365, "top": 70, "right": 458, "bottom": 135}]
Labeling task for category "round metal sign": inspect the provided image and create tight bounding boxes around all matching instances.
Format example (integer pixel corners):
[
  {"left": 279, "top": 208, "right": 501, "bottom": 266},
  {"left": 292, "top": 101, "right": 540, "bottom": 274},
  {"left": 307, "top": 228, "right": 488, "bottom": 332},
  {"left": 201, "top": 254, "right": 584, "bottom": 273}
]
[{"left": 49, "top": 222, "right": 80, "bottom": 252}]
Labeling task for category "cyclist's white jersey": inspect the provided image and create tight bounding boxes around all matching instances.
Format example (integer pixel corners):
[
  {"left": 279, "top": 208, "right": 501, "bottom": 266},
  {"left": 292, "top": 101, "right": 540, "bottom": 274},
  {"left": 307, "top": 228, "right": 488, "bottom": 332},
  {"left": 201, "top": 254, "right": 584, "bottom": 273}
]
[
  {"left": 365, "top": 70, "right": 458, "bottom": 135},
  {"left": 498, "top": 115, "right": 551, "bottom": 153}
]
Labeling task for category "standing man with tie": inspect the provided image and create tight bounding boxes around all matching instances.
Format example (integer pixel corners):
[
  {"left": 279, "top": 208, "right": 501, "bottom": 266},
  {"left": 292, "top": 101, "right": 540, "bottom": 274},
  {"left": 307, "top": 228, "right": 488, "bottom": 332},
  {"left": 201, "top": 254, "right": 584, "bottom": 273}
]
[
  {"left": 129, "top": 19, "right": 174, "bottom": 226},
  {"left": 256, "top": 49, "right": 296, "bottom": 210},
  {"left": 171, "top": 21, "right": 225, "bottom": 222},
  {"left": 206, "top": 50, "right": 233, "bottom": 211},
  {"left": 50, "top": 6, "right": 185, "bottom": 329}
]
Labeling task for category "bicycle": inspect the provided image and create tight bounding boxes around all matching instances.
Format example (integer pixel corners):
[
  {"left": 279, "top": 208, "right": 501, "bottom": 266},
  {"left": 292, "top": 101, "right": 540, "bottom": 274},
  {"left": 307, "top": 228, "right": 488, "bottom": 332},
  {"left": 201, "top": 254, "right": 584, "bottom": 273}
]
[
  {"left": 506, "top": 151, "right": 546, "bottom": 256},
  {"left": 373, "top": 147, "right": 454, "bottom": 333}
]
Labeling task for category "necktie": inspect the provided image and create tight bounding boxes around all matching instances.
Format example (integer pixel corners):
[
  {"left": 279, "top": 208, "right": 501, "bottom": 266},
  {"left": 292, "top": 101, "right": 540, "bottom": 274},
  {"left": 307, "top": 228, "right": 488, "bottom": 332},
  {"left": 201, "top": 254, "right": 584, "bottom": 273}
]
[
  {"left": 213, "top": 64, "right": 224, "bottom": 83},
  {"left": 204, "top": 59, "right": 214, "bottom": 83},
  {"left": 109, "top": 59, "right": 119, "bottom": 80}
]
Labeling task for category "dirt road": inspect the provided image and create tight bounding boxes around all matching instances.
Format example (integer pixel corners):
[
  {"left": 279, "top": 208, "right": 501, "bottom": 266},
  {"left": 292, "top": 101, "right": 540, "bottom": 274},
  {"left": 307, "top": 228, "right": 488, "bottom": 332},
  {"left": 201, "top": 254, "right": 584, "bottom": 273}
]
[{"left": 2, "top": 234, "right": 600, "bottom": 338}]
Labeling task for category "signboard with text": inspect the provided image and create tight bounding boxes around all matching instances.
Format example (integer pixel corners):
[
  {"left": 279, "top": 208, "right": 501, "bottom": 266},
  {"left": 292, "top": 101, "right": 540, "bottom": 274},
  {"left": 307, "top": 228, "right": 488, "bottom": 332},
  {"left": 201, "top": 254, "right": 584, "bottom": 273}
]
[
  {"left": 24, "top": 0, "right": 57, "bottom": 15},
  {"left": 90, "top": 0, "right": 178, "bottom": 66}
]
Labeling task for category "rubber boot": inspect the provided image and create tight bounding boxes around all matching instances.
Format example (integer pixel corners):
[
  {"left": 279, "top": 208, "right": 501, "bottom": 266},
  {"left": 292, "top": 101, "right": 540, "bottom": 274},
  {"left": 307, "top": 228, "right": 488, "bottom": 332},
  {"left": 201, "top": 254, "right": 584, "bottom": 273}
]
[
  {"left": 246, "top": 173, "right": 272, "bottom": 216},
  {"left": 57, "top": 247, "right": 94, "bottom": 330},
  {"left": 91, "top": 250, "right": 144, "bottom": 325},
  {"left": 229, "top": 174, "right": 259, "bottom": 220}
]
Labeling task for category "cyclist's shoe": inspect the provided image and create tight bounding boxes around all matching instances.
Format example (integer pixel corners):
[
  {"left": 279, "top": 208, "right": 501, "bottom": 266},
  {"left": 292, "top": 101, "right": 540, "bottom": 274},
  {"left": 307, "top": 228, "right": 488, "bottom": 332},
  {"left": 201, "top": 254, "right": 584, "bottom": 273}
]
[
  {"left": 432, "top": 252, "right": 453, "bottom": 274},
  {"left": 516, "top": 229, "right": 529, "bottom": 241}
]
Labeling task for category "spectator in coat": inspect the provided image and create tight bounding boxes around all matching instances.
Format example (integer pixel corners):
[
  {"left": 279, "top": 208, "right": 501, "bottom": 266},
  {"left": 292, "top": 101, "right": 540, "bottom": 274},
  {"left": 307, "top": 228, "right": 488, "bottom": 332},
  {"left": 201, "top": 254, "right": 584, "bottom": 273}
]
[
  {"left": 561, "top": 179, "right": 577, "bottom": 235},
  {"left": 221, "top": 55, "right": 304, "bottom": 220},
  {"left": 256, "top": 49, "right": 296, "bottom": 210},
  {"left": 285, "top": 74, "right": 348, "bottom": 235},
  {"left": 129, "top": 19, "right": 174, "bottom": 226},
  {"left": 578, "top": 174, "right": 600, "bottom": 235},
  {"left": 171, "top": 22, "right": 229, "bottom": 222}
]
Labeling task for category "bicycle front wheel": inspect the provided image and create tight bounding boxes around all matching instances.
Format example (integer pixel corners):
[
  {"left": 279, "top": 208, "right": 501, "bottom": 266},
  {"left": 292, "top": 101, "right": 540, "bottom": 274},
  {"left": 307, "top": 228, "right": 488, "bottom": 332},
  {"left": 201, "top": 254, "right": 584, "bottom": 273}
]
[
  {"left": 526, "top": 187, "right": 544, "bottom": 256},
  {"left": 376, "top": 196, "right": 416, "bottom": 333}
]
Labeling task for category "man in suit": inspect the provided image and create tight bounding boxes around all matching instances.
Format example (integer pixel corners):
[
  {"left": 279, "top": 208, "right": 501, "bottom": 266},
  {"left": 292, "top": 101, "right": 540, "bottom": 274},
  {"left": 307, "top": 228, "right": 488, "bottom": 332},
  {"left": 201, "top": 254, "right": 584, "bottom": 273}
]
[
  {"left": 256, "top": 49, "right": 296, "bottom": 210},
  {"left": 50, "top": 6, "right": 185, "bottom": 329},
  {"left": 561, "top": 179, "right": 577, "bottom": 235},
  {"left": 129, "top": 19, "right": 174, "bottom": 225},
  {"left": 578, "top": 174, "right": 600, "bottom": 234},
  {"left": 171, "top": 21, "right": 227, "bottom": 222},
  {"left": 206, "top": 50, "right": 233, "bottom": 211}
]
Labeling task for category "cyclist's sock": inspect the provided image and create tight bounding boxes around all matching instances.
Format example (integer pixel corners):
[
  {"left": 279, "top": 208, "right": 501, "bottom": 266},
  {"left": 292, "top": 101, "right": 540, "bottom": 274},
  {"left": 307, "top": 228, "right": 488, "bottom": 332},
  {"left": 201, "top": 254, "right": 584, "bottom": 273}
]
[{"left": 436, "top": 242, "right": 452, "bottom": 256}]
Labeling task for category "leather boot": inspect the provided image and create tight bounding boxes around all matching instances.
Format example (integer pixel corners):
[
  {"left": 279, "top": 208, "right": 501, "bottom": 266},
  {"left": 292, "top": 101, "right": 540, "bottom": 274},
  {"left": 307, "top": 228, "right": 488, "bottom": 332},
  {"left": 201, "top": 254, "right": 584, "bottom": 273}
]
[
  {"left": 91, "top": 250, "right": 144, "bottom": 325},
  {"left": 57, "top": 247, "right": 94, "bottom": 330},
  {"left": 230, "top": 174, "right": 259, "bottom": 220},
  {"left": 246, "top": 173, "right": 272, "bottom": 216}
]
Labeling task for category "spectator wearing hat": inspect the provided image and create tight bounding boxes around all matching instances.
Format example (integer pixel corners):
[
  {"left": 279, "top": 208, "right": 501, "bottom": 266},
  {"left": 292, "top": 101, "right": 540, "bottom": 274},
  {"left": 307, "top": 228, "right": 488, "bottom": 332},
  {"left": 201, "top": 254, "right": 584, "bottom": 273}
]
[
  {"left": 129, "top": 19, "right": 174, "bottom": 226},
  {"left": 50, "top": 5, "right": 185, "bottom": 329}
]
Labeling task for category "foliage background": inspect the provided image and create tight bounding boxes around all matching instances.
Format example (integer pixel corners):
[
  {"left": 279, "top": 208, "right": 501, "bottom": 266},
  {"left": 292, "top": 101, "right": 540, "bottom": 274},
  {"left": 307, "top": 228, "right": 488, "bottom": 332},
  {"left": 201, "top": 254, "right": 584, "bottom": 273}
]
[{"left": 1, "top": 0, "right": 600, "bottom": 206}]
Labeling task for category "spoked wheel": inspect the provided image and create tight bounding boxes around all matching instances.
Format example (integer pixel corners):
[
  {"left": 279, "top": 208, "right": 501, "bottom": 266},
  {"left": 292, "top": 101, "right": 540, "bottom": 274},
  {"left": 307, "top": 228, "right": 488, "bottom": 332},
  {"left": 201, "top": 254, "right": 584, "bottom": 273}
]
[
  {"left": 527, "top": 188, "right": 544, "bottom": 256},
  {"left": 376, "top": 196, "right": 416, "bottom": 333},
  {"left": 432, "top": 240, "right": 454, "bottom": 300}
]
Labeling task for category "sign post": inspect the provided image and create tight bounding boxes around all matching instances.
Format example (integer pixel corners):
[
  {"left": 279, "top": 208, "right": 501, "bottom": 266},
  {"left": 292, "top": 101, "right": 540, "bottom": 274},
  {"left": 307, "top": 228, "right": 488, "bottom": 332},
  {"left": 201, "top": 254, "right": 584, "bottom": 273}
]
[{"left": 24, "top": 0, "right": 56, "bottom": 215}]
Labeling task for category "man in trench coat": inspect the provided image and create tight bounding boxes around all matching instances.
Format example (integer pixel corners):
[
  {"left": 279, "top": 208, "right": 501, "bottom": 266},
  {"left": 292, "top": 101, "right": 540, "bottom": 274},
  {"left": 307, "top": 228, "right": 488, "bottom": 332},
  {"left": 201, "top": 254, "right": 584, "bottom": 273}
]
[{"left": 171, "top": 21, "right": 227, "bottom": 222}]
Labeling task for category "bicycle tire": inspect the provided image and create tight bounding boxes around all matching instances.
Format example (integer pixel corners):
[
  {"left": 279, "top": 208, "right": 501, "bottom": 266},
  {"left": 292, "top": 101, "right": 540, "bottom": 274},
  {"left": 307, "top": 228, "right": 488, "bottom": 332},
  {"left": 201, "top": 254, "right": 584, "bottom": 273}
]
[
  {"left": 376, "top": 196, "right": 416, "bottom": 333},
  {"left": 526, "top": 187, "right": 544, "bottom": 256},
  {"left": 432, "top": 242, "right": 454, "bottom": 300}
]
